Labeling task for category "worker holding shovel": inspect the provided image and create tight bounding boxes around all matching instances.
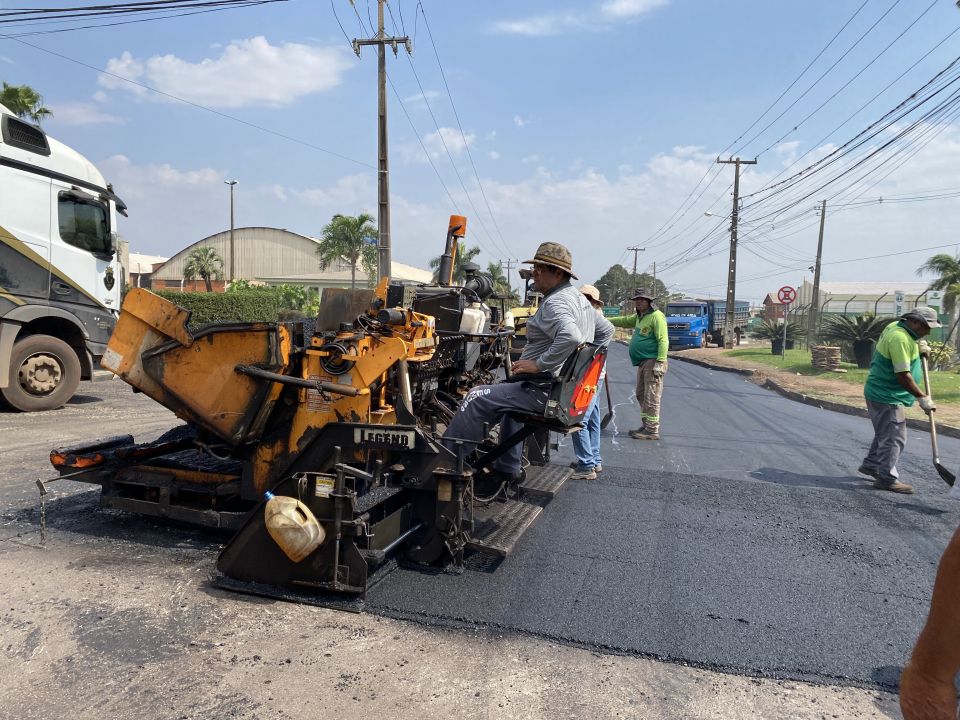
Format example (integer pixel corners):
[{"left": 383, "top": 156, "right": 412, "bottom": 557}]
[{"left": 858, "top": 307, "right": 941, "bottom": 495}]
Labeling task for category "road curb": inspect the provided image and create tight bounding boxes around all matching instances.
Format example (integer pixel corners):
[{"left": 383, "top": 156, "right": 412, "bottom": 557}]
[{"left": 669, "top": 353, "right": 960, "bottom": 440}]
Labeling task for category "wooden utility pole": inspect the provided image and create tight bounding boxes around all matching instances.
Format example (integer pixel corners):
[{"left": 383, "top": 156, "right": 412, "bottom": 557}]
[
  {"left": 628, "top": 245, "right": 645, "bottom": 288},
  {"left": 353, "top": 0, "right": 411, "bottom": 282},
  {"left": 716, "top": 157, "right": 757, "bottom": 348},
  {"left": 501, "top": 258, "right": 517, "bottom": 296},
  {"left": 808, "top": 200, "right": 827, "bottom": 344}
]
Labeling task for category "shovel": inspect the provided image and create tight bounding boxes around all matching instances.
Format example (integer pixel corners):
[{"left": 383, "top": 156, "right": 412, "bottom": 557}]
[
  {"left": 920, "top": 355, "right": 956, "bottom": 487},
  {"left": 600, "top": 376, "right": 614, "bottom": 429}
]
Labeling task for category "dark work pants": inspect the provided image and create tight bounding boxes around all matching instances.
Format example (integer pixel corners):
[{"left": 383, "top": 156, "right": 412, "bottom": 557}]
[{"left": 442, "top": 381, "right": 550, "bottom": 476}]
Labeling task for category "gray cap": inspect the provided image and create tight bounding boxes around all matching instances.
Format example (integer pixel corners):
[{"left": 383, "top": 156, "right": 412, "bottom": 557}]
[{"left": 902, "top": 306, "right": 941, "bottom": 328}]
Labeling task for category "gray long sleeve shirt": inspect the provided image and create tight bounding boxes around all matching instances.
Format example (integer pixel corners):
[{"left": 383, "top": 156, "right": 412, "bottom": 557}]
[
  {"left": 520, "top": 281, "right": 596, "bottom": 375},
  {"left": 593, "top": 311, "right": 614, "bottom": 348}
]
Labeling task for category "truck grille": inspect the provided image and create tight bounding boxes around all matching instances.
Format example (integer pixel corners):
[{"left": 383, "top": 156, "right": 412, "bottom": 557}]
[{"left": 667, "top": 323, "right": 689, "bottom": 331}]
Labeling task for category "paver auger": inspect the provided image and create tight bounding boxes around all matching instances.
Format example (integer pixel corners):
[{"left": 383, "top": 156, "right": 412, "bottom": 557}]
[{"left": 49, "top": 219, "right": 605, "bottom": 601}]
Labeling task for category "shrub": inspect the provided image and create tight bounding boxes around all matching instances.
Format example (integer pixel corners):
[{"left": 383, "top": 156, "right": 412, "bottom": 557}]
[
  {"left": 155, "top": 288, "right": 282, "bottom": 327},
  {"left": 749, "top": 319, "right": 806, "bottom": 341}
]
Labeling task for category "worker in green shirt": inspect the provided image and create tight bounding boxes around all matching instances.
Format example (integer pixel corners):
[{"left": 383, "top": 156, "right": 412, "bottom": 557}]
[
  {"left": 859, "top": 307, "right": 940, "bottom": 494},
  {"left": 609, "top": 289, "right": 669, "bottom": 440}
]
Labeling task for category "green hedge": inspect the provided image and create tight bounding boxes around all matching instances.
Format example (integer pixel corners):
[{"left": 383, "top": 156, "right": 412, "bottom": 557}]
[{"left": 155, "top": 289, "right": 283, "bottom": 326}]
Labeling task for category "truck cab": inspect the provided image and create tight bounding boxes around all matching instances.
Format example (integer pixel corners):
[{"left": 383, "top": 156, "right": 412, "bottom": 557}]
[
  {"left": 0, "top": 103, "right": 125, "bottom": 410},
  {"left": 665, "top": 300, "right": 709, "bottom": 349}
]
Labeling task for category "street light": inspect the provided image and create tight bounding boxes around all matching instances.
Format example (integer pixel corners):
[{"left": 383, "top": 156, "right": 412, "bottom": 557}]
[{"left": 224, "top": 180, "right": 238, "bottom": 283}]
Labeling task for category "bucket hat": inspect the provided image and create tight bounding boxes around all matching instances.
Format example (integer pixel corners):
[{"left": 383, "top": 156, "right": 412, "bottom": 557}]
[
  {"left": 902, "top": 306, "right": 942, "bottom": 328},
  {"left": 580, "top": 284, "right": 601, "bottom": 304},
  {"left": 631, "top": 288, "right": 655, "bottom": 302},
  {"left": 523, "top": 242, "right": 577, "bottom": 279}
]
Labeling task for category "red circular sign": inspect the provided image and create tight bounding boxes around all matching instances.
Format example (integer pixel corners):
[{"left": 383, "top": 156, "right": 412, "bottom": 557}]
[{"left": 778, "top": 285, "right": 797, "bottom": 304}]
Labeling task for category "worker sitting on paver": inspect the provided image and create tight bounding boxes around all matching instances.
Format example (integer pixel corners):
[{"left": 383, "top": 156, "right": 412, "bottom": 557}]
[
  {"left": 442, "top": 242, "right": 595, "bottom": 484},
  {"left": 569, "top": 284, "right": 614, "bottom": 481},
  {"left": 608, "top": 289, "right": 669, "bottom": 440},
  {"left": 858, "top": 307, "right": 940, "bottom": 494},
  {"left": 900, "top": 523, "right": 960, "bottom": 719}
]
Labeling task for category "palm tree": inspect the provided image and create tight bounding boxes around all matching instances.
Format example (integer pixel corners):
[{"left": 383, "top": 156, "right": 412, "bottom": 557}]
[
  {"left": 316, "top": 213, "right": 378, "bottom": 290},
  {"left": 183, "top": 246, "right": 224, "bottom": 292},
  {"left": 487, "top": 261, "right": 519, "bottom": 304},
  {"left": 429, "top": 241, "right": 481, "bottom": 284},
  {"left": 917, "top": 253, "right": 960, "bottom": 344},
  {"left": 0, "top": 83, "right": 53, "bottom": 125}
]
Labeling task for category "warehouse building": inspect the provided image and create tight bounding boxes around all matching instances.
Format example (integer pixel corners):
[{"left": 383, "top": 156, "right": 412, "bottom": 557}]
[{"left": 149, "top": 227, "right": 432, "bottom": 292}]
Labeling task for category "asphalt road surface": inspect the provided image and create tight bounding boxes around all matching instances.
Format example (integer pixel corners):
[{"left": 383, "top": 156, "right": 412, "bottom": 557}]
[
  {"left": 365, "top": 343, "right": 960, "bottom": 689},
  {"left": 2, "top": 343, "right": 957, "bottom": 696}
]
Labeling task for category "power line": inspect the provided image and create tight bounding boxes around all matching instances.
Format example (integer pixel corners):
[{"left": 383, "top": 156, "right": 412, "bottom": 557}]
[{"left": 1, "top": 32, "right": 376, "bottom": 169}]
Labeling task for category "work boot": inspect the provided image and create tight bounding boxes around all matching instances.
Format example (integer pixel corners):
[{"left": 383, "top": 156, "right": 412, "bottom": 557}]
[
  {"left": 629, "top": 428, "right": 660, "bottom": 441},
  {"left": 593, "top": 464, "right": 603, "bottom": 473},
  {"left": 570, "top": 468, "right": 597, "bottom": 481},
  {"left": 873, "top": 478, "right": 915, "bottom": 495},
  {"left": 857, "top": 464, "right": 880, "bottom": 481}
]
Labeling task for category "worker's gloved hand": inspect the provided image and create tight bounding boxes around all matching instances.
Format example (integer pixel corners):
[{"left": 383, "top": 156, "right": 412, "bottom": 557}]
[
  {"left": 918, "top": 339, "right": 931, "bottom": 358},
  {"left": 918, "top": 396, "right": 936, "bottom": 414},
  {"left": 652, "top": 361, "right": 666, "bottom": 378}
]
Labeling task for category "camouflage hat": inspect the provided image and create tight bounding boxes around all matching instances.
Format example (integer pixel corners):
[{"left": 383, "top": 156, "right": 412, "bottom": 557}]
[
  {"left": 632, "top": 288, "right": 655, "bottom": 302},
  {"left": 902, "top": 306, "right": 942, "bottom": 328},
  {"left": 523, "top": 242, "right": 577, "bottom": 279},
  {"left": 580, "top": 284, "right": 601, "bottom": 304}
]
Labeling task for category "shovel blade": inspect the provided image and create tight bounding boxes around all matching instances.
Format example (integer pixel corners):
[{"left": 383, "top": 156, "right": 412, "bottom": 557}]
[
  {"left": 935, "top": 461, "right": 956, "bottom": 487},
  {"left": 600, "top": 412, "right": 613, "bottom": 429}
]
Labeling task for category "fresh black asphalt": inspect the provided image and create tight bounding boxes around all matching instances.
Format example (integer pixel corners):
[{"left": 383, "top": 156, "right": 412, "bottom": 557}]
[{"left": 366, "top": 343, "right": 960, "bottom": 688}]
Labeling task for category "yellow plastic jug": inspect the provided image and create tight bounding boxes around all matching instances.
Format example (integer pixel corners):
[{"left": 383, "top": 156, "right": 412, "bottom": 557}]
[{"left": 263, "top": 491, "right": 325, "bottom": 562}]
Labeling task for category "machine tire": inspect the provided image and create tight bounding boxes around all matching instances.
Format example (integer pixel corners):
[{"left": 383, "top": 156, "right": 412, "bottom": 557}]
[
  {"left": 1, "top": 334, "right": 81, "bottom": 412},
  {"left": 700, "top": 331, "right": 707, "bottom": 348}
]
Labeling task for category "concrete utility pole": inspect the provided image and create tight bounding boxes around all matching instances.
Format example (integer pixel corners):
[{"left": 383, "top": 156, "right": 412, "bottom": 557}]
[
  {"left": 716, "top": 157, "right": 757, "bottom": 348},
  {"left": 224, "top": 180, "right": 238, "bottom": 283},
  {"left": 501, "top": 258, "right": 517, "bottom": 296},
  {"left": 808, "top": 199, "right": 827, "bottom": 344},
  {"left": 352, "top": 0, "right": 411, "bottom": 283},
  {"left": 628, "top": 246, "right": 645, "bottom": 287}
]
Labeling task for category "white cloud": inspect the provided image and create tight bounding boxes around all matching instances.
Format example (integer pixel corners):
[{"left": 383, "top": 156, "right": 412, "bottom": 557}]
[
  {"left": 493, "top": 0, "right": 667, "bottom": 36},
  {"left": 599, "top": 0, "right": 668, "bottom": 19},
  {"left": 0, "top": 56, "right": 13, "bottom": 65},
  {"left": 292, "top": 173, "right": 374, "bottom": 208},
  {"left": 100, "top": 155, "right": 223, "bottom": 193},
  {"left": 488, "top": 151, "right": 501, "bottom": 160},
  {"left": 50, "top": 101, "right": 125, "bottom": 126},
  {"left": 521, "top": 154, "right": 540, "bottom": 164},
  {"left": 398, "top": 127, "right": 475, "bottom": 164},
  {"left": 513, "top": 114, "right": 529, "bottom": 128},
  {"left": 403, "top": 90, "right": 440, "bottom": 107},
  {"left": 99, "top": 37, "right": 352, "bottom": 108}
]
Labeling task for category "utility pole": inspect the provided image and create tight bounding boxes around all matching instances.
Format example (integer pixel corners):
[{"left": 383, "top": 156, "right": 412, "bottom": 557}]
[
  {"left": 353, "top": 0, "right": 411, "bottom": 283},
  {"left": 628, "top": 245, "right": 645, "bottom": 288},
  {"left": 501, "top": 258, "right": 517, "bottom": 296},
  {"left": 224, "top": 180, "right": 238, "bottom": 283},
  {"left": 716, "top": 157, "right": 757, "bottom": 348},
  {"left": 808, "top": 199, "right": 827, "bottom": 345}
]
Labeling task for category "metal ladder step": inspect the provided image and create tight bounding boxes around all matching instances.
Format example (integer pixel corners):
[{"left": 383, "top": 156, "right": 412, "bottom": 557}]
[
  {"left": 518, "top": 463, "right": 572, "bottom": 499},
  {"left": 466, "top": 499, "right": 542, "bottom": 557}
]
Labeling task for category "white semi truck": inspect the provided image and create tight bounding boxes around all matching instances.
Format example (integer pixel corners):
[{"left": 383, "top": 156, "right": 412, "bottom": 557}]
[{"left": 0, "top": 103, "right": 125, "bottom": 411}]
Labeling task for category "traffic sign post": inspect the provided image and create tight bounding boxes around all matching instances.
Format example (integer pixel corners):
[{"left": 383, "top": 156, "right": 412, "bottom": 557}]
[{"left": 777, "top": 286, "right": 796, "bottom": 357}]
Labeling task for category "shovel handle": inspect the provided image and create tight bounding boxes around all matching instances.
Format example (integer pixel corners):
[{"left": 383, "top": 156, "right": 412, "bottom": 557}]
[{"left": 921, "top": 355, "right": 943, "bottom": 462}]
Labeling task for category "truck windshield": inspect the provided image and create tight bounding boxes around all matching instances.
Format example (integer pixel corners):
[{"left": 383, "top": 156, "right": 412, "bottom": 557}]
[
  {"left": 667, "top": 306, "right": 701, "bottom": 317},
  {"left": 58, "top": 193, "right": 111, "bottom": 255}
]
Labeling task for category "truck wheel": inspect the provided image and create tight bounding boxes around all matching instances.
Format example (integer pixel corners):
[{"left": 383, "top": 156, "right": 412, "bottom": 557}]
[
  {"left": 1, "top": 334, "right": 81, "bottom": 412},
  {"left": 700, "top": 332, "right": 707, "bottom": 348}
]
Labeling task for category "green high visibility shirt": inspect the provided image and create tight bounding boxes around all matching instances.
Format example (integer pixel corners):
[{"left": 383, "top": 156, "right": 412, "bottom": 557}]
[
  {"left": 863, "top": 320, "right": 921, "bottom": 407},
  {"left": 609, "top": 309, "right": 668, "bottom": 364}
]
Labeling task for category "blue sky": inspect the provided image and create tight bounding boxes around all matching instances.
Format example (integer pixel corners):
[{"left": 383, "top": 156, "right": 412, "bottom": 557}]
[{"left": 3, "top": 0, "right": 960, "bottom": 302}]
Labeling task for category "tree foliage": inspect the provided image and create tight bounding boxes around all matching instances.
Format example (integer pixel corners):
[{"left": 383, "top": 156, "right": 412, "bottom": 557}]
[
  {"left": 317, "top": 213, "right": 378, "bottom": 290},
  {"left": 0, "top": 82, "right": 52, "bottom": 124},
  {"left": 593, "top": 264, "right": 668, "bottom": 305},
  {"left": 487, "top": 261, "right": 520, "bottom": 306},
  {"left": 818, "top": 314, "right": 894, "bottom": 344},
  {"left": 227, "top": 281, "right": 318, "bottom": 316},
  {"left": 183, "top": 246, "right": 224, "bottom": 292},
  {"left": 749, "top": 319, "right": 807, "bottom": 341},
  {"left": 429, "top": 242, "right": 482, "bottom": 284}
]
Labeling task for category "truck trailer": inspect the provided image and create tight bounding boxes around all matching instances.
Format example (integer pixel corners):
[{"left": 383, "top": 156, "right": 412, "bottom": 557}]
[
  {"left": 665, "top": 298, "right": 750, "bottom": 349},
  {"left": 0, "top": 103, "right": 125, "bottom": 411}
]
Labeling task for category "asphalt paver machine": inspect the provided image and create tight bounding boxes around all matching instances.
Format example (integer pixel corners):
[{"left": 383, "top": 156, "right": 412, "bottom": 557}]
[{"left": 49, "top": 217, "right": 606, "bottom": 604}]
